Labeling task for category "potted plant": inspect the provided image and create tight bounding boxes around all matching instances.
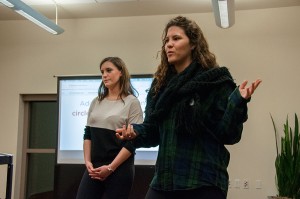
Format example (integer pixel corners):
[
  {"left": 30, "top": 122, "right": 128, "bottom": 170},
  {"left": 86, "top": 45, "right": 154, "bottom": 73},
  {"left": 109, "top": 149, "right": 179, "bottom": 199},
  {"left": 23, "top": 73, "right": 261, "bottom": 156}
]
[{"left": 269, "top": 113, "right": 300, "bottom": 199}]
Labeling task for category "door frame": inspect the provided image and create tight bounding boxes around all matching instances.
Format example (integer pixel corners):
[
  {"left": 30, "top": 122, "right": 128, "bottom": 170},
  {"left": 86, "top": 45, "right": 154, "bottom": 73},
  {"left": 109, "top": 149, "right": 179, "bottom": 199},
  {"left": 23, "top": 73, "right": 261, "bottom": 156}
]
[{"left": 16, "top": 94, "right": 57, "bottom": 199}]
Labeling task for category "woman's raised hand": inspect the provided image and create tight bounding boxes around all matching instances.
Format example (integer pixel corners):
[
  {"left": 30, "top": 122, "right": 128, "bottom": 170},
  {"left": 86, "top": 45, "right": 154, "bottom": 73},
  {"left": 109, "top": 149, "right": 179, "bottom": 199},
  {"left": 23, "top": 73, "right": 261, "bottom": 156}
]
[{"left": 239, "top": 79, "right": 262, "bottom": 99}]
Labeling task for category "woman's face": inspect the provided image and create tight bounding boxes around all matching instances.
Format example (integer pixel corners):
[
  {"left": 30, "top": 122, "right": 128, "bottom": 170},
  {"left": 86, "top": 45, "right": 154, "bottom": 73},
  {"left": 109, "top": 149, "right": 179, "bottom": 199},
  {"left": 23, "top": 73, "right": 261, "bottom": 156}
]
[
  {"left": 164, "top": 26, "right": 193, "bottom": 71},
  {"left": 100, "top": 61, "right": 122, "bottom": 89}
]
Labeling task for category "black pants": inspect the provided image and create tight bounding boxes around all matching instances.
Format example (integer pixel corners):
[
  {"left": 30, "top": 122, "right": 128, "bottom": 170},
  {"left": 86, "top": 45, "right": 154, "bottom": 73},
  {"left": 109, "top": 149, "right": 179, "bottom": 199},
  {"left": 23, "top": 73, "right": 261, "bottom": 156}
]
[
  {"left": 76, "top": 158, "right": 134, "bottom": 199},
  {"left": 145, "top": 186, "right": 226, "bottom": 199}
]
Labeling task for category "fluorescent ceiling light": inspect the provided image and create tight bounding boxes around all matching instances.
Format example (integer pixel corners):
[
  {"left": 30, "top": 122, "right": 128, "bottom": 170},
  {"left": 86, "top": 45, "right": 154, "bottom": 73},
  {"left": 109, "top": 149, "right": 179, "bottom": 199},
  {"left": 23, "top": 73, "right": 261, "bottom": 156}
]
[
  {"left": 218, "top": 0, "right": 229, "bottom": 28},
  {"left": 0, "top": 0, "right": 64, "bottom": 35},
  {"left": 211, "top": 0, "right": 235, "bottom": 29},
  {"left": 0, "top": 0, "right": 14, "bottom": 7},
  {"left": 15, "top": 10, "right": 59, "bottom": 34}
]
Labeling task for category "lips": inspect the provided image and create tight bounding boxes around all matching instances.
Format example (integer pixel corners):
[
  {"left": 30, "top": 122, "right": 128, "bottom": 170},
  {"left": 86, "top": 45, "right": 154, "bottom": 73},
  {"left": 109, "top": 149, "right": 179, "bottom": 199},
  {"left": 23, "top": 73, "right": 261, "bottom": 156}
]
[{"left": 167, "top": 51, "right": 175, "bottom": 57}]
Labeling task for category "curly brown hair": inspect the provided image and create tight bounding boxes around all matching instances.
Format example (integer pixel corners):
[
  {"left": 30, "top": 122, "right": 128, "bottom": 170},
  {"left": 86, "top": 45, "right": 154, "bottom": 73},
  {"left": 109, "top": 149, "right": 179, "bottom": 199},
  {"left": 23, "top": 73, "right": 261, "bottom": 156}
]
[{"left": 153, "top": 16, "right": 218, "bottom": 95}]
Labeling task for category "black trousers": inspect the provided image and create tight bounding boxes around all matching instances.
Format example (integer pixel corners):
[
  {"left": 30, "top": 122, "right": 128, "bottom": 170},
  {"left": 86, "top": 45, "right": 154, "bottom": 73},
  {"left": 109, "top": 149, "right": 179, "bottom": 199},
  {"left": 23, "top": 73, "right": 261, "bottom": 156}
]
[
  {"left": 76, "top": 158, "right": 134, "bottom": 199},
  {"left": 145, "top": 186, "right": 226, "bottom": 199}
]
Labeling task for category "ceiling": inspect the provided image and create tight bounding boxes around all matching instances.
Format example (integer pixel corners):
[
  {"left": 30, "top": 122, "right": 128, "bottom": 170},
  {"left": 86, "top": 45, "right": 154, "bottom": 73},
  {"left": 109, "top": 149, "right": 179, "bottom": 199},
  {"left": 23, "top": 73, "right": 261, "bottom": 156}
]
[{"left": 0, "top": 0, "right": 300, "bottom": 20}]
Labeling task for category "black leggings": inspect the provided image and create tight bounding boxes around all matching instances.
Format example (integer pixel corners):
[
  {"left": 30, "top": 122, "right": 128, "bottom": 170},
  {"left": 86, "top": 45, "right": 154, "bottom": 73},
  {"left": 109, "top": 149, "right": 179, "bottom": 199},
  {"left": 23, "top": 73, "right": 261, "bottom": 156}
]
[
  {"left": 145, "top": 186, "right": 226, "bottom": 199},
  {"left": 76, "top": 158, "right": 134, "bottom": 199}
]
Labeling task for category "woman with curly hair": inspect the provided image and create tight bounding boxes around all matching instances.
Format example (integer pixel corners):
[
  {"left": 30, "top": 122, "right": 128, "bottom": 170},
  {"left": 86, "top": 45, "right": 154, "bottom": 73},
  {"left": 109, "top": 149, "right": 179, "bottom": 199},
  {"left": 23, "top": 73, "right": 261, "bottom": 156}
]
[{"left": 117, "top": 16, "right": 261, "bottom": 199}]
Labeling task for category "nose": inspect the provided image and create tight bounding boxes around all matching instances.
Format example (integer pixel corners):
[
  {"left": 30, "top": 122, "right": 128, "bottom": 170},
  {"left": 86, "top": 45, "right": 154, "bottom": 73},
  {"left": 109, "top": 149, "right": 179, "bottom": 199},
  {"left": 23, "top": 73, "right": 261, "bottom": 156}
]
[
  {"left": 102, "top": 71, "right": 107, "bottom": 77},
  {"left": 165, "top": 40, "right": 173, "bottom": 49}
]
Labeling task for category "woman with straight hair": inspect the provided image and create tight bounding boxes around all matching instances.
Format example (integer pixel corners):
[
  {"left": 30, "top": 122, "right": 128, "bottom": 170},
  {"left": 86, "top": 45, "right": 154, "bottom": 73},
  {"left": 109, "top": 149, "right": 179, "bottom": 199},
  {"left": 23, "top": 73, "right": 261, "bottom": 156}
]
[{"left": 77, "top": 56, "right": 143, "bottom": 199}]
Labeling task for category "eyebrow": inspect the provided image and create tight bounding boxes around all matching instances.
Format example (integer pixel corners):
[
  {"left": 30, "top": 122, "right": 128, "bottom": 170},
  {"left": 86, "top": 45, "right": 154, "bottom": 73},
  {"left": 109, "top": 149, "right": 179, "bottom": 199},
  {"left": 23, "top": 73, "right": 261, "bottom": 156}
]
[{"left": 166, "top": 33, "right": 183, "bottom": 38}]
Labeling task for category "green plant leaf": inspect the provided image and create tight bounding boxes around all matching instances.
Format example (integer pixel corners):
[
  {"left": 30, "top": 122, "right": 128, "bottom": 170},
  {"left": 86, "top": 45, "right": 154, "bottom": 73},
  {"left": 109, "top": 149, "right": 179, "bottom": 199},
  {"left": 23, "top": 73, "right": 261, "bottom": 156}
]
[{"left": 271, "top": 113, "right": 300, "bottom": 198}]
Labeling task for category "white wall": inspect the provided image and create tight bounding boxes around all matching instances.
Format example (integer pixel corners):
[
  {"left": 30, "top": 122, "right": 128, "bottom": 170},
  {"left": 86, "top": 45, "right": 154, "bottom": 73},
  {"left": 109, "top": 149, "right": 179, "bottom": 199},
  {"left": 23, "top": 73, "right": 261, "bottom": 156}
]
[{"left": 0, "top": 6, "right": 300, "bottom": 199}]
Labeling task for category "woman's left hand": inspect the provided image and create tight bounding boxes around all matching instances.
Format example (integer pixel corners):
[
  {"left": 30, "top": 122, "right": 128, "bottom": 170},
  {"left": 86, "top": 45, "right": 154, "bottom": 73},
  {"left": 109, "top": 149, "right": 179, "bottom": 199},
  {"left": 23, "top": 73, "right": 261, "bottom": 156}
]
[
  {"left": 239, "top": 79, "right": 262, "bottom": 99},
  {"left": 90, "top": 165, "right": 112, "bottom": 181}
]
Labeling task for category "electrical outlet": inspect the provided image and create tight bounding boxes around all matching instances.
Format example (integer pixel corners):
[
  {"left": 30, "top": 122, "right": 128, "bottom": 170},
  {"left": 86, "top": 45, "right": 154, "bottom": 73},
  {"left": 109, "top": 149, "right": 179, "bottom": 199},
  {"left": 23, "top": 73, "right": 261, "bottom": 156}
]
[
  {"left": 243, "top": 179, "right": 249, "bottom": 189},
  {"left": 255, "top": 180, "right": 262, "bottom": 189}
]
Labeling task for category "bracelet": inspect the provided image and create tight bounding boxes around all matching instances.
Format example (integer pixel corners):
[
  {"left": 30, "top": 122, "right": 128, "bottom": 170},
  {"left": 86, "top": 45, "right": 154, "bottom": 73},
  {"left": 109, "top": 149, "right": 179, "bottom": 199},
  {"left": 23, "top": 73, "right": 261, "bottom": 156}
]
[{"left": 107, "top": 166, "right": 114, "bottom": 172}]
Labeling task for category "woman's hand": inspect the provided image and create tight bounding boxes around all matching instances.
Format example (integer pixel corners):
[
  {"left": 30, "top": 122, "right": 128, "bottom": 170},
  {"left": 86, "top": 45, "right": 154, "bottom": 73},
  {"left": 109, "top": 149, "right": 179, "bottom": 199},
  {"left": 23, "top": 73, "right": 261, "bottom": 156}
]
[
  {"left": 85, "top": 161, "right": 94, "bottom": 174},
  {"left": 239, "top": 79, "right": 262, "bottom": 99},
  {"left": 86, "top": 161, "right": 105, "bottom": 180},
  {"left": 116, "top": 123, "right": 137, "bottom": 140},
  {"left": 90, "top": 165, "right": 114, "bottom": 181}
]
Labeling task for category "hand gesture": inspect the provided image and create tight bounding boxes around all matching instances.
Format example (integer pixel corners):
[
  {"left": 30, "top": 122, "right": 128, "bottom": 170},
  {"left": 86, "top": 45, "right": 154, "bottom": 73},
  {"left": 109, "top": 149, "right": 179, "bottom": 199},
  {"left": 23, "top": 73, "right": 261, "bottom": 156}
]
[
  {"left": 116, "top": 123, "right": 136, "bottom": 140},
  {"left": 239, "top": 79, "right": 262, "bottom": 99}
]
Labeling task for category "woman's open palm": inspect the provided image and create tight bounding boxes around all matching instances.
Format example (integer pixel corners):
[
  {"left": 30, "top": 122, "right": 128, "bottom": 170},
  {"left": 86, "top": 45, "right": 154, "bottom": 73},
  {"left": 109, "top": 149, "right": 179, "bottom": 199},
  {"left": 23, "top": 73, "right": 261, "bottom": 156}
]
[{"left": 239, "top": 79, "right": 262, "bottom": 99}]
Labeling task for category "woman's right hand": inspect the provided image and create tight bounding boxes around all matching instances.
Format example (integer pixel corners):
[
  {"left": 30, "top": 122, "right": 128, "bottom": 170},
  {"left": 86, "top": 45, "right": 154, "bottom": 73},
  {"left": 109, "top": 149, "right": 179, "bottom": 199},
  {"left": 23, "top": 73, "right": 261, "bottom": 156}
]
[
  {"left": 85, "top": 161, "right": 94, "bottom": 174},
  {"left": 116, "top": 124, "right": 137, "bottom": 140}
]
